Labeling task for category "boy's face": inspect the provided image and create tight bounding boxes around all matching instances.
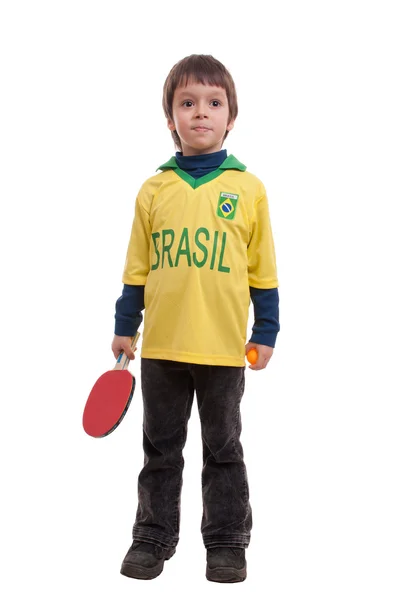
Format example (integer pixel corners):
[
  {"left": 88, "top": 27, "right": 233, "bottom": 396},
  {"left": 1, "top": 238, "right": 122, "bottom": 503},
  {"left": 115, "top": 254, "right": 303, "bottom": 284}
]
[{"left": 167, "top": 80, "right": 235, "bottom": 156}]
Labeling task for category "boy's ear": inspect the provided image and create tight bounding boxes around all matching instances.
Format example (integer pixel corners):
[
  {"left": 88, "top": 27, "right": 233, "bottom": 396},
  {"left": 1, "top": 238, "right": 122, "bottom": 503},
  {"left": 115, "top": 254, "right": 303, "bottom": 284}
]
[
  {"left": 226, "top": 118, "right": 235, "bottom": 132},
  {"left": 167, "top": 118, "right": 176, "bottom": 131}
]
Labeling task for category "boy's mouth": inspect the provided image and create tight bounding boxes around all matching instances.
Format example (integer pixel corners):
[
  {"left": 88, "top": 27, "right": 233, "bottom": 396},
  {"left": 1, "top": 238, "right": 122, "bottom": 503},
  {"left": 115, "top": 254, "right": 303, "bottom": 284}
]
[{"left": 193, "top": 127, "right": 211, "bottom": 132}]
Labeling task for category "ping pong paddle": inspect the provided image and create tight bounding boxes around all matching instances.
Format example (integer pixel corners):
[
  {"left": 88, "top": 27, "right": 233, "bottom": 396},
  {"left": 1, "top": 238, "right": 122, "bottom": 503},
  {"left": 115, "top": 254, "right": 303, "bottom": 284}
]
[{"left": 83, "top": 331, "right": 140, "bottom": 438}]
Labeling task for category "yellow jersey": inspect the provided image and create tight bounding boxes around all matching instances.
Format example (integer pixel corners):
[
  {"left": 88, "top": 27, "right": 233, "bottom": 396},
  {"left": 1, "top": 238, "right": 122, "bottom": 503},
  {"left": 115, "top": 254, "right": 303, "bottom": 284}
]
[{"left": 122, "top": 155, "right": 278, "bottom": 366}]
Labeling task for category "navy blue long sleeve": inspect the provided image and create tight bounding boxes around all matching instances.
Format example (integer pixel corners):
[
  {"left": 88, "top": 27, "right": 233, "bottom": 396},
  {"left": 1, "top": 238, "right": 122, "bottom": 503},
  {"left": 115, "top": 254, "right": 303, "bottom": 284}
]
[
  {"left": 114, "top": 284, "right": 145, "bottom": 337},
  {"left": 249, "top": 287, "right": 280, "bottom": 347}
]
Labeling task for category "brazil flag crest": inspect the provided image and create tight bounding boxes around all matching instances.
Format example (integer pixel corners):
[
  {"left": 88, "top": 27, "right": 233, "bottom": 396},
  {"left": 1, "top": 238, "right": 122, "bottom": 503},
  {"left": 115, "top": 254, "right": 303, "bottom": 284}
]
[{"left": 217, "top": 192, "right": 239, "bottom": 220}]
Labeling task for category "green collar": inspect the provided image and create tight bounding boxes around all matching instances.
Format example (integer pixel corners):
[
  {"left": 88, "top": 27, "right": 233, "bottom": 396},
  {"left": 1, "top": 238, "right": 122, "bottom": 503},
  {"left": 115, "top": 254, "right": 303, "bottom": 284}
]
[
  {"left": 156, "top": 154, "right": 247, "bottom": 190},
  {"left": 157, "top": 154, "right": 247, "bottom": 173}
]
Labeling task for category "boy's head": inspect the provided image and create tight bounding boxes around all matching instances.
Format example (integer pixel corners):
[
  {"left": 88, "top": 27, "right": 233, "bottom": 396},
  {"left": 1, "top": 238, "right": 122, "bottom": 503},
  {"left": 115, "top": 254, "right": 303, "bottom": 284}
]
[{"left": 162, "top": 54, "right": 238, "bottom": 156}]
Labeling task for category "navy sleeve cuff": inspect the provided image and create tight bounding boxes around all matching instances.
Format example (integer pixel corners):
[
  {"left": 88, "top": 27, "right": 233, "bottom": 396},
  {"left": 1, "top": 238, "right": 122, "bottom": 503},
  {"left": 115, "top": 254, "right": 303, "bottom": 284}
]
[
  {"left": 249, "top": 287, "right": 280, "bottom": 348},
  {"left": 114, "top": 284, "right": 145, "bottom": 337}
]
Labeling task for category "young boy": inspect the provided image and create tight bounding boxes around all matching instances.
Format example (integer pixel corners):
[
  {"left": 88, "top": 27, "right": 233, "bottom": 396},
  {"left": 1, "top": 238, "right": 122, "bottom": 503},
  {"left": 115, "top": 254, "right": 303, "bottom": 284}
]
[{"left": 112, "top": 54, "right": 280, "bottom": 583}]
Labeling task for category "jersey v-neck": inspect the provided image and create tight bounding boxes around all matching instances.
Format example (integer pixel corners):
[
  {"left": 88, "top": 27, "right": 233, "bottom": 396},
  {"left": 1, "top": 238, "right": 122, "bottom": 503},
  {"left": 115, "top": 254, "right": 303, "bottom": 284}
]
[{"left": 157, "top": 154, "right": 247, "bottom": 190}]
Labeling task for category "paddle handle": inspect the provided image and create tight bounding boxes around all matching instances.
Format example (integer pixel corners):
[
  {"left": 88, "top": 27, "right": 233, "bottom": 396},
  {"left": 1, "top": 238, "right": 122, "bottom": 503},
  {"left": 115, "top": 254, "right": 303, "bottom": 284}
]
[{"left": 114, "top": 331, "right": 140, "bottom": 371}]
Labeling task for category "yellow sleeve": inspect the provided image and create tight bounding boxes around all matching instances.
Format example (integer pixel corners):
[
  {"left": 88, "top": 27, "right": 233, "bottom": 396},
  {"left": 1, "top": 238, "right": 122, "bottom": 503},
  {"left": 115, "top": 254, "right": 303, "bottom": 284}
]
[
  {"left": 122, "top": 193, "right": 151, "bottom": 285},
  {"left": 247, "top": 191, "right": 279, "bottom": 289}
]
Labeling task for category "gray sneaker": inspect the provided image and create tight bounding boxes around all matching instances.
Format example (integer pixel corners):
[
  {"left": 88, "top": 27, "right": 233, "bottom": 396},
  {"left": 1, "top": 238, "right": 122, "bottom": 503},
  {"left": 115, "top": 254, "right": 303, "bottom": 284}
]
[
  {"left": 206, "top": 547, "right": 247, "bottom": 583},
  {"left": 120, "top": 541, "right": 176, "bottom": 580}
]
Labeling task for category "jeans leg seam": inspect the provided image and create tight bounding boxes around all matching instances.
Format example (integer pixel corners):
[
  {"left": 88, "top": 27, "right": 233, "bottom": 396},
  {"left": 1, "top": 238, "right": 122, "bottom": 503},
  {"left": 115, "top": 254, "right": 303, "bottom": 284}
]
[{"left": 173, "top": 381, "right": 193, "bottom": 534}]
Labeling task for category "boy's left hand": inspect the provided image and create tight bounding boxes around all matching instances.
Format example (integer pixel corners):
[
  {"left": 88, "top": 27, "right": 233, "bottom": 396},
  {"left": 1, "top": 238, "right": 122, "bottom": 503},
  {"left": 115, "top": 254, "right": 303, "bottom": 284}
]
[{"left": 245, "top": 342, "right": 274, "bottom": 371}]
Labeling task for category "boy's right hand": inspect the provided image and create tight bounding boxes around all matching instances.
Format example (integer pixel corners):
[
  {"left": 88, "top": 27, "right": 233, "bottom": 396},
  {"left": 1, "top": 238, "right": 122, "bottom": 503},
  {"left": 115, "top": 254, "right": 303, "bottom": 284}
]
[{"left": 111, "top": 335, "right": 138, "bottom": 361}]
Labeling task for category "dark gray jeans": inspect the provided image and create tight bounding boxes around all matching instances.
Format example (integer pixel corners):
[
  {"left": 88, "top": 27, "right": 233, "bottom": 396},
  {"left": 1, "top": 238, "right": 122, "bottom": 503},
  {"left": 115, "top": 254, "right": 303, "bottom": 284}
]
[{"left": 132, "top": 358, "right": 252, "bottom": 549}]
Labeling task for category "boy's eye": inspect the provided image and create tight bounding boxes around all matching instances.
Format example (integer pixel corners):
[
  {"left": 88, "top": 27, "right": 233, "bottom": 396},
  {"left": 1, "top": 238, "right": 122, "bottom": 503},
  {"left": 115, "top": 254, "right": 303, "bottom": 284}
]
[{"left": 181, "top": 100, "right": 221, "bottom": 107}]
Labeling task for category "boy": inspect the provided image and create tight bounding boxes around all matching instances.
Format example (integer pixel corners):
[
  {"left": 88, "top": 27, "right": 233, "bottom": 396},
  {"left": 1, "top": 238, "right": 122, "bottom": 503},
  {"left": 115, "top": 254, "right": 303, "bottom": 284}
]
[{"left": 112, "top": 54, "right": 280, "bottom": 583}]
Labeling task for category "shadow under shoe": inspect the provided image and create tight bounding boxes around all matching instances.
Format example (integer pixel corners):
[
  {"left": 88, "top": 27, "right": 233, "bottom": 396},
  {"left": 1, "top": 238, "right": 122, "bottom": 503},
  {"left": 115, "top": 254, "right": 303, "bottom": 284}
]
[
  {"left": 120, "top": 541, "right": 176, "bottom": 580},
  {"left": 206, "top": 547, "right": 247, "bottom": 583}
]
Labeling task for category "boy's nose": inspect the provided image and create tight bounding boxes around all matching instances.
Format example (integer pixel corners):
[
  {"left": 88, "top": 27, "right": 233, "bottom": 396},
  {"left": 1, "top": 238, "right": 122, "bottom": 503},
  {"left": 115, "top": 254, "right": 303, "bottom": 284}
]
[{"left": 195, "top": 102, "right": 209, "bottom": 118}]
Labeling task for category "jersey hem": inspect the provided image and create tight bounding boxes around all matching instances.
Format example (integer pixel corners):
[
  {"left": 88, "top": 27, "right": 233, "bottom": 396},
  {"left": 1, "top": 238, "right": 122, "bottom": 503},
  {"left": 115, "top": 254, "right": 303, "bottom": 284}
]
[
  {"left": 248, "top": 279, "right": 279, "bottom": 289},
  {"left": 122, "top": 276, "right": 148, "bottom": 285},
  {"left": 141, "top": 349, "right": 245, "bottom": 367}
]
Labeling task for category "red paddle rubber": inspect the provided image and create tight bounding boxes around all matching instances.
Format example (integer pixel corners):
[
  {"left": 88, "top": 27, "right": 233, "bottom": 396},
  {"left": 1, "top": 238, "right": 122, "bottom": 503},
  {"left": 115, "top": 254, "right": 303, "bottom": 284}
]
[{"left": 83, "top": 370, "right": 135, "bottom": 438}]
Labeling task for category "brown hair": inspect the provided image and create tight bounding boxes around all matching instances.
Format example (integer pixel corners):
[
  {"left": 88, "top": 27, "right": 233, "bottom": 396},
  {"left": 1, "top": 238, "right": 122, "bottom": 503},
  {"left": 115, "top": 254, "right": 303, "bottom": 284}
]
[{"left": 162, "top": 54, "right": 238, "bottom": 152}]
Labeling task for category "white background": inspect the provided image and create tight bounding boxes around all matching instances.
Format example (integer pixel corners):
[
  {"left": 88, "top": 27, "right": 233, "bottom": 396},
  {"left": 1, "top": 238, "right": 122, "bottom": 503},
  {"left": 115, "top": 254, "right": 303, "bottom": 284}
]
[{"left": 1, "top": 1, "right": 397, "bottom": 598}]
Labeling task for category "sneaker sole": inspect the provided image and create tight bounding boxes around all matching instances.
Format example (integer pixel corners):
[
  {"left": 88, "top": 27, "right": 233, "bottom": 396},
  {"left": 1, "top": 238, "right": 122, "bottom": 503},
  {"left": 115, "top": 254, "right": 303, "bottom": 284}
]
[
  {"left": 120, "top": 550, "right": 175, "bottom": 580},
  {"left": 206, "top": 564, "right": 247, "bottom": 583}
]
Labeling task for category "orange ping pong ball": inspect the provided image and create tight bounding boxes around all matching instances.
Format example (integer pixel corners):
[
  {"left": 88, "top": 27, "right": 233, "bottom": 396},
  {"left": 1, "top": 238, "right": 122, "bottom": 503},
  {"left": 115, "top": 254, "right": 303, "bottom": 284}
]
[{"left": 246, "top": 348, "right": 258, "bottom": 365}]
